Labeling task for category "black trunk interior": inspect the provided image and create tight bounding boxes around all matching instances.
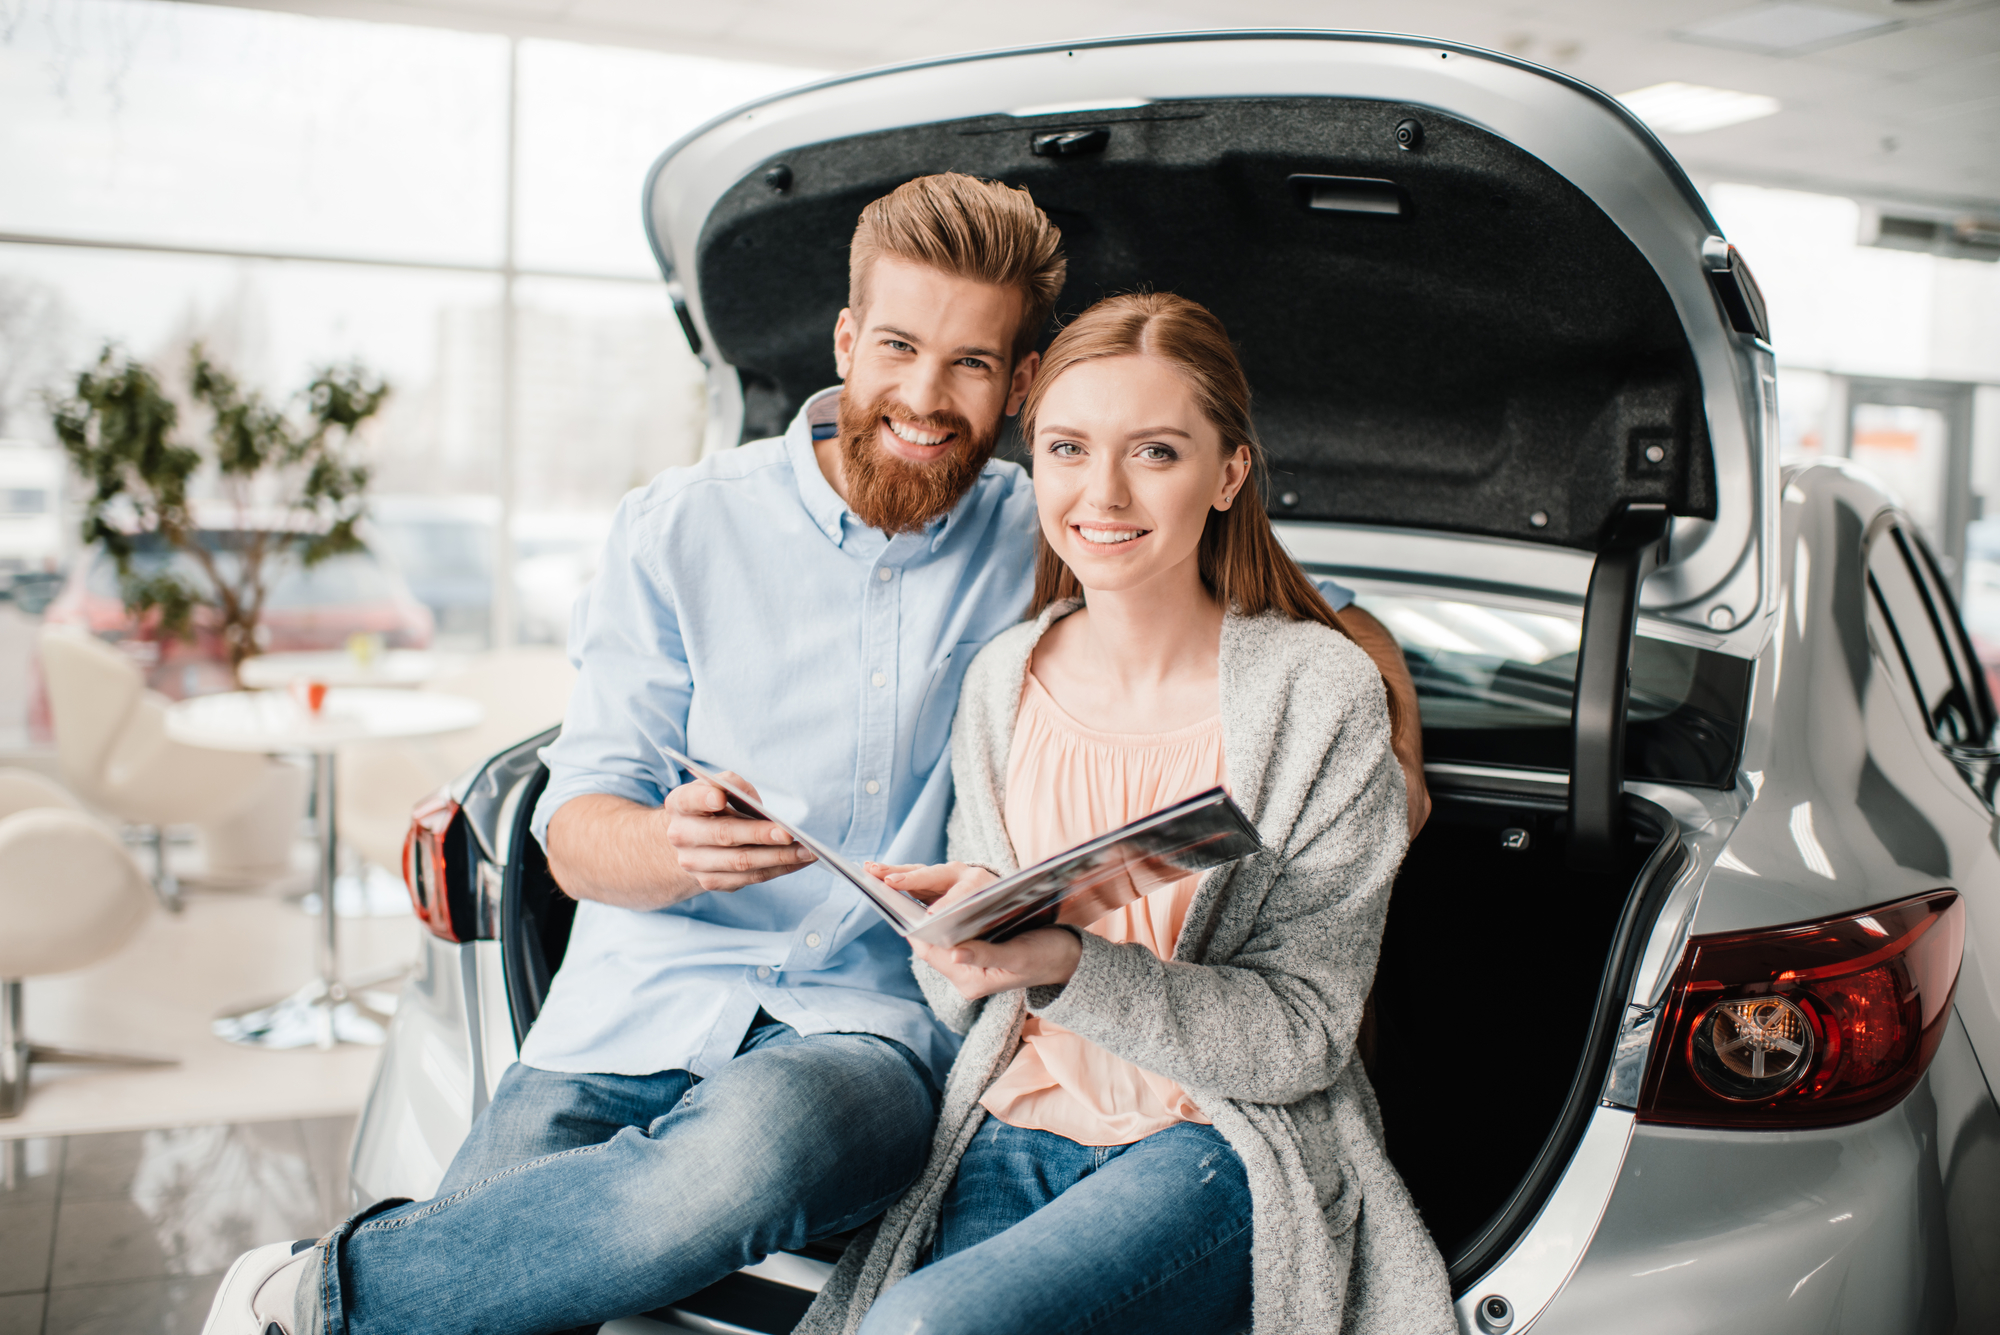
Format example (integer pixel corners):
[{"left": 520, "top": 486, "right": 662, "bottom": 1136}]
[
  {"left": 1370, "top": 788, "right": 1661, "bottom": 1267},
  {"left": 672, "top": 95, "right": 1715, "bottom": 552}
]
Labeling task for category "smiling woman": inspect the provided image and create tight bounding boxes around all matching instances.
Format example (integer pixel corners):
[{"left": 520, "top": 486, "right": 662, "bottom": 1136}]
[{"left": 809, "top": 292, "right": 1455, "bottom": 1335}]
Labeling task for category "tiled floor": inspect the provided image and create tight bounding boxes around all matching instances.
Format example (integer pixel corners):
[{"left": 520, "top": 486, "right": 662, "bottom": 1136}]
[{"left": 0, "top": 1116, "right": 355, "bottom": 1335}]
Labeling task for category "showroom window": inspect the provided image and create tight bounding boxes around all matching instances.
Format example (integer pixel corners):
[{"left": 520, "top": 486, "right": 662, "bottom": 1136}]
[{"left": 0, "top": 0, "right": 820, "bottom": 679}]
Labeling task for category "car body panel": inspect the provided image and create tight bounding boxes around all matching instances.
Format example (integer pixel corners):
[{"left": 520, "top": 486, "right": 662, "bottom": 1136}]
[
  {"left": 1536, "top": 1012, "right": 1996, "bottom": 1334},
  {"left": 350, "top": 929, "right": 478, "bottom": 1206},
  {"left": 1703, "top": 462, "right": 2000, "bottom": 1088}
]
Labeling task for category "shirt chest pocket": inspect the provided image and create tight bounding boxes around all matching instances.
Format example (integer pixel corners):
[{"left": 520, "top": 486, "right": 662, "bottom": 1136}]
[{"left": 910, "top": 641, "right": 981, "bottom": 774}]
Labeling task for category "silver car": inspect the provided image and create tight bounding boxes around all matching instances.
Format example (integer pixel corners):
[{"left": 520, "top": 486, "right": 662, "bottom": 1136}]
[{"left": 350, "top": 31, "right": 2000, "bottom": 1335}]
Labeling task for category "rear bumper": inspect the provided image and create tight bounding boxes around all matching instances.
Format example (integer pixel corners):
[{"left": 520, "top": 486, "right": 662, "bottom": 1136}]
[
  {"left": 1527, "top": 1013, "right": 1997, "bottom": 1334},
  {"left": 349, "top": 931, "right": 480, "bottom": 1207}
]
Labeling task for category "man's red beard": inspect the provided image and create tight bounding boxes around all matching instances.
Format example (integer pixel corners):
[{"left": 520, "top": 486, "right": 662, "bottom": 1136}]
[{"left": 835, "top": 394, "right": 999, "bottom": 535}]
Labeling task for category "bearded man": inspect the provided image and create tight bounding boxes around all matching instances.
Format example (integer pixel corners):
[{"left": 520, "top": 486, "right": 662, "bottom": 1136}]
[{"left": 206, "top": 173, "right": 1425, "bottom": 1335}]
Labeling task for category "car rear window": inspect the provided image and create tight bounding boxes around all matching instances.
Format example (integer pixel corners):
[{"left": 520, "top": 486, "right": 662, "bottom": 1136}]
[{"left": 1348, "top": 589, "right": 1752, "bottom": 788}]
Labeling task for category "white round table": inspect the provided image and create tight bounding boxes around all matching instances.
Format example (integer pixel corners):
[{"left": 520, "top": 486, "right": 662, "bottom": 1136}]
[
  {"left": 167, "top": 688, "right": 483, "bottom": 1051},
  {"left": 237, "top": 649, "right": 466, "bottom": 690}
]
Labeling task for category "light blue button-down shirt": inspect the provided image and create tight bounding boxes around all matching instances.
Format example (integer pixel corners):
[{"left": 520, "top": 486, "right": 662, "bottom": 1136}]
[{"left": 524, "top": 388, "right": 1040, "bottom": 1085}]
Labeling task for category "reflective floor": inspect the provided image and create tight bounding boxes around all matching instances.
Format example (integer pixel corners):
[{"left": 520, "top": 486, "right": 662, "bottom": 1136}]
[{"left": 0, "top": 1116, "right": 354, "bottom": 1335}]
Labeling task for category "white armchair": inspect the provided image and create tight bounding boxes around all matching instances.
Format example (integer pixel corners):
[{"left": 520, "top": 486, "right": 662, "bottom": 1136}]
[
  {"left": 38, "top": 628, "right": 292, "bottom": 909},
  {"left": 0, "top": 769, "right": 169, "bottom": 1118}
]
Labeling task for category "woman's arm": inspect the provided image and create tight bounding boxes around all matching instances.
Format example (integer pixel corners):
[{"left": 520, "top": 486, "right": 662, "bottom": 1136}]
[{"left": 1027, "top": 708, "right": 1409, "bottom": 1105}]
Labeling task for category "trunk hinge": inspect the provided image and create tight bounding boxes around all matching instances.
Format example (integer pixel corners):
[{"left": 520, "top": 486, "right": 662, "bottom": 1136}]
[{"left": 1569, "top": 503, "right": 1671, "bottom": 870}]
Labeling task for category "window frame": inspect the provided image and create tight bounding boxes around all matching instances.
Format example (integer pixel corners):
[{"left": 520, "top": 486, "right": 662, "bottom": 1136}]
[{"left": 1864, "top": 514, "right": 1996, "bottom": 760}]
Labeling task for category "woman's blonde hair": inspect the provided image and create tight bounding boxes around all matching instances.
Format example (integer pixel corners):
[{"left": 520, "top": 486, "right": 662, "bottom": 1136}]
[{"left": 1021, "top": 292, "right": 1350, "bottom": 639}]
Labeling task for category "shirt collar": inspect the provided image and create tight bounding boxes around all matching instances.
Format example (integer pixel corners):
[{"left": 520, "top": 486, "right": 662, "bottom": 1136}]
[
  {"left": 786, "top": 387, "right": 852, "bottom": 546},
  {"left": 784, "top": 386, "right": 987, "bottom": 554}
]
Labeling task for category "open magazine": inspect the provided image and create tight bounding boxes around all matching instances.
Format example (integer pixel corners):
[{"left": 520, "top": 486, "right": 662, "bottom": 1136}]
[{"left": 659, "top": 745, "right": 1263, "bottom": 947}]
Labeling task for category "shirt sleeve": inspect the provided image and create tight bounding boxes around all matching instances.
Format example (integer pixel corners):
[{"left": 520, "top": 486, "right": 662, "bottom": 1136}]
[
  {"left": 530, "top": 488, "right": 691, "bottom": 849},
  {"left": 1313, "top": 575, "right": 1355, "bottom": 612}
]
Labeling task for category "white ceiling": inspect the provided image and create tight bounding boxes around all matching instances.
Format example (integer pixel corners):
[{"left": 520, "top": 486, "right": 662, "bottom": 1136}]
[{"left": 190, "top": 0, "right": 2000, "bottom": 215}]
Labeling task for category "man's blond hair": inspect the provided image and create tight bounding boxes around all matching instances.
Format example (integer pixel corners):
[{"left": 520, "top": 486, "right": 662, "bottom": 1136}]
[{"left": 848, "top": 173, "right": 1067, "bottom": 361}]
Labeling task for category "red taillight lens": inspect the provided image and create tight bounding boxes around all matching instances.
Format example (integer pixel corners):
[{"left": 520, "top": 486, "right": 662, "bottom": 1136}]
[
  {"left": 404, "top": 787, "right": 464, "bottom": 943},
  {"left": 1640, "top": 889, "right": 1963, "bottom": 1129}
]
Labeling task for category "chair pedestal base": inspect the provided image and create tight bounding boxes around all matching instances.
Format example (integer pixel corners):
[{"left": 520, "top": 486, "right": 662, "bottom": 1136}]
[
  {"left": 0, "top": 980, "right": 178, "bottom": 1119},
  {"left": 146, "top": 826, "right": 183, "bottom": 914},
  {"left": 211, "top": 973, "right": 400, "bottom": 1051}
]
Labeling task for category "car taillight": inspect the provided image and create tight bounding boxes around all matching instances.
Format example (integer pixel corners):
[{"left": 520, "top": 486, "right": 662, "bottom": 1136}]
[
  {"left": 404, "top": 788, "right": 465, "bottom": 943},
  {"left": 1639, "top": 889, "right": 1963, "bottom": 1129}
]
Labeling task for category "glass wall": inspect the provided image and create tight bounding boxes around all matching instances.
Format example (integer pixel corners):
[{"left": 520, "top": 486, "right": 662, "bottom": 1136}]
[
  {"left": 1710, "top": 181, "right": 2000, "bottom": 691},
  {"left": 0, "top": 0, "right": 821, "bottom": 738}
]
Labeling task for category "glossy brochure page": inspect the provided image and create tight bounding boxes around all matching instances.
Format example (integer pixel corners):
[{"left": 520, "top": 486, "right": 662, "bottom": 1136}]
[
  {"left": 903, "top": 787, "right": 1261, "bottom": 947},
  {"left": 659, "top": 748, "right": 1261, "bottom": 947}
]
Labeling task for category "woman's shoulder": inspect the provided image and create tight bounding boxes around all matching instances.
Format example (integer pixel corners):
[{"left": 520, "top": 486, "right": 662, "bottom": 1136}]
[{"left": 1225, "top": 609, "right": 1382, "bottom": 697}]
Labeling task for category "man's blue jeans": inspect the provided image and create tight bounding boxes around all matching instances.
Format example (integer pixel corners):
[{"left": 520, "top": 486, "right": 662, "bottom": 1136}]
[
  {"left": 310, "top": 1018, "right": 937, "bottom": 1335},
  {"left": 857, "top": 1118, "right": 1254, "bottom": 1335}
]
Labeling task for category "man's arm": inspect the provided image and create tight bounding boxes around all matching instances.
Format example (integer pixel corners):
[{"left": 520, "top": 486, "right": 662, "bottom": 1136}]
[
  {"left": 1333, "top": 605, "right": 1431, "bottom": 836},
  {"left": 546, "top": 779, "right": 817, "bottom": 911}
]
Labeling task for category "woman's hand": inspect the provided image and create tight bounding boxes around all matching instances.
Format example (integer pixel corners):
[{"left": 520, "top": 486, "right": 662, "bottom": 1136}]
[
  {"left": 908, "top": 929, "right": 1082, "bottom": 1002},
  {"left": 864, "top": 861, "right": 997, "bottom": 909}
]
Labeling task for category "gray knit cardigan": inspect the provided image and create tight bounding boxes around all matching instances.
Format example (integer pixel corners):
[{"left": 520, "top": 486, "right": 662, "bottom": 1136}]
[{"left": 798, "top": 601, "right": 1455, "bottom": 1335}]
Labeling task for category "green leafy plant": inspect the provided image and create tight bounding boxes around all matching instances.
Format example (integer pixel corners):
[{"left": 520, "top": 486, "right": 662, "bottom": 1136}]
[{"left": 53, "top": 343, "right": 388, "bottom": 683}]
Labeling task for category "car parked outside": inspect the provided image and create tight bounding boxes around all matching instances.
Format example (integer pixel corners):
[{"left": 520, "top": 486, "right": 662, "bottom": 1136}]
[
  {"left": 0, "top": 440, "right": 65, "bottom": 613},
  {"left": 349, "top": 31, "right": 2000, "bottom": 1335},
  {"left": 38, "top": 530, "right": 433, "bottom": 701},
  {"left": 366, "top": 493, "right": 499, "bottom": 651}
]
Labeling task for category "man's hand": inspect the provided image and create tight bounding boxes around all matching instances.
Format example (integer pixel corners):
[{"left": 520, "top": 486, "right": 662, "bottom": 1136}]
[
  {"left": 546, "top": 779, "right": 815, "bottom": 911},
  {"left": 909, "top": 928, "right": 1081, "bottom": 1002},
  {"left": 864, "top": 860, "right": 997, "bottom": 908}
]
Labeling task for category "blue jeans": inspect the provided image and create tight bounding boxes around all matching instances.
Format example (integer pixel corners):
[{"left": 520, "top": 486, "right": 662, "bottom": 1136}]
[
  {"left": 312, "top": 1018, "right": 937, "bottom": 1335},
  {"left": 858, "top": 1119, "right": 1254, "bottom": 1335}
]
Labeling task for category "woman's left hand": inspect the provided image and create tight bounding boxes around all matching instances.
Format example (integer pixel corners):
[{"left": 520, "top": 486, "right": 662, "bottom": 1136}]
[{"left": 909, "top": 929, "right": 1082, "bottom": 1001}]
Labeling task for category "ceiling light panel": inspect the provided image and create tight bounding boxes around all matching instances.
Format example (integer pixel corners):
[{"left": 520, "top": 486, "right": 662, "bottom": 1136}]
[
  {"left": 1619, "top": 82, "right": 1784, "bottom": 134},
  {"left": 1678, "top": 3, "right": 1899, "bottom": 54}
]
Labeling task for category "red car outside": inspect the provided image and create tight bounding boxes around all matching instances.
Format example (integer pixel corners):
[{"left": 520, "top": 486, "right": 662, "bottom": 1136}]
[{"left": 33, "top": 532, "right": 434, "bottom": 731}]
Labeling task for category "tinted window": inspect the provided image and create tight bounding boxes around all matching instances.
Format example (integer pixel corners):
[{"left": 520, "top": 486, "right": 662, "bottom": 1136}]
[
  {"left": 1868, "top": 525, "right": 1990, "bottom": 747},
  {"left": 1351, "top": 590, "right": 1751, "bottom": 787}
]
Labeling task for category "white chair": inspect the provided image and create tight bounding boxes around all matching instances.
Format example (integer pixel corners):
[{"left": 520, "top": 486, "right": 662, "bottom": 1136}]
[
  {"left": 38, "top": 628, "right": 286, "bottom": 910},
  {"left": 0, "top": 768, "right": 170, "bottom": 1118},
  {"left": 339, "top": 647, "right": 576, "bottom": 871}
]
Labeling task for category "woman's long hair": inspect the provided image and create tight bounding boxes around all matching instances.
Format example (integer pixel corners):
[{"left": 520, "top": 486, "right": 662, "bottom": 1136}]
[{"left": 1022, "top": 292, "right": 1348, "bottom": 637}]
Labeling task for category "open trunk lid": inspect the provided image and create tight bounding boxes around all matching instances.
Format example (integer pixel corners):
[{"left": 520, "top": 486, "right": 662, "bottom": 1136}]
[{"left": 644, "top": 30, "right": 1774, "bottom": 644}]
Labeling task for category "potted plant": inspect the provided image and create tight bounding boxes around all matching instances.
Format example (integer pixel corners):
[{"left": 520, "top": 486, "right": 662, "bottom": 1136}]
[{"left": 53, "top": 344, "right": 388, "bottom": 686}]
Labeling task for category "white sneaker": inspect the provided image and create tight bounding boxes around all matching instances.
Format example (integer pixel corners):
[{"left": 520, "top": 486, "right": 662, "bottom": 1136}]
[{"left": 202, "top": 1240, "right": 314, "bottom": 1335}]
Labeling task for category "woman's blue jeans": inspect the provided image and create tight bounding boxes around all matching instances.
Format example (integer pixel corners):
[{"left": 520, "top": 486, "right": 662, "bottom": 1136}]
[
  {"left": 311, "top": 1018, "right": 937, "bottom": 1335},
  {"left": 857, "top": 1118, "right": 1254, "bottom": 1335}
]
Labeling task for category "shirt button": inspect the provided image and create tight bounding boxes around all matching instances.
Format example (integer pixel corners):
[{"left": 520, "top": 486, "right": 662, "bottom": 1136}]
[
  {"left": 756, "top": 966, "right": 771, "bottom": 979},
  {"left": 872, "top": 671, "right": 887, "bottom": 687},
  {"left": 877, "top": 568, "right": 893, "bottom": 582},
  {"left": 806, "top": 932, "right": 822, "bottom": 948},
  {"left": 865, "top": 779, "right": 880, "bottom": 795}
]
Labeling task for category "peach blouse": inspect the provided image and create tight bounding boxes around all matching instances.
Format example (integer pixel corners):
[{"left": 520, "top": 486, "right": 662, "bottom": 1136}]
[{"left": 977, "top": 671, "right": 1224, "bottom": 1146}]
